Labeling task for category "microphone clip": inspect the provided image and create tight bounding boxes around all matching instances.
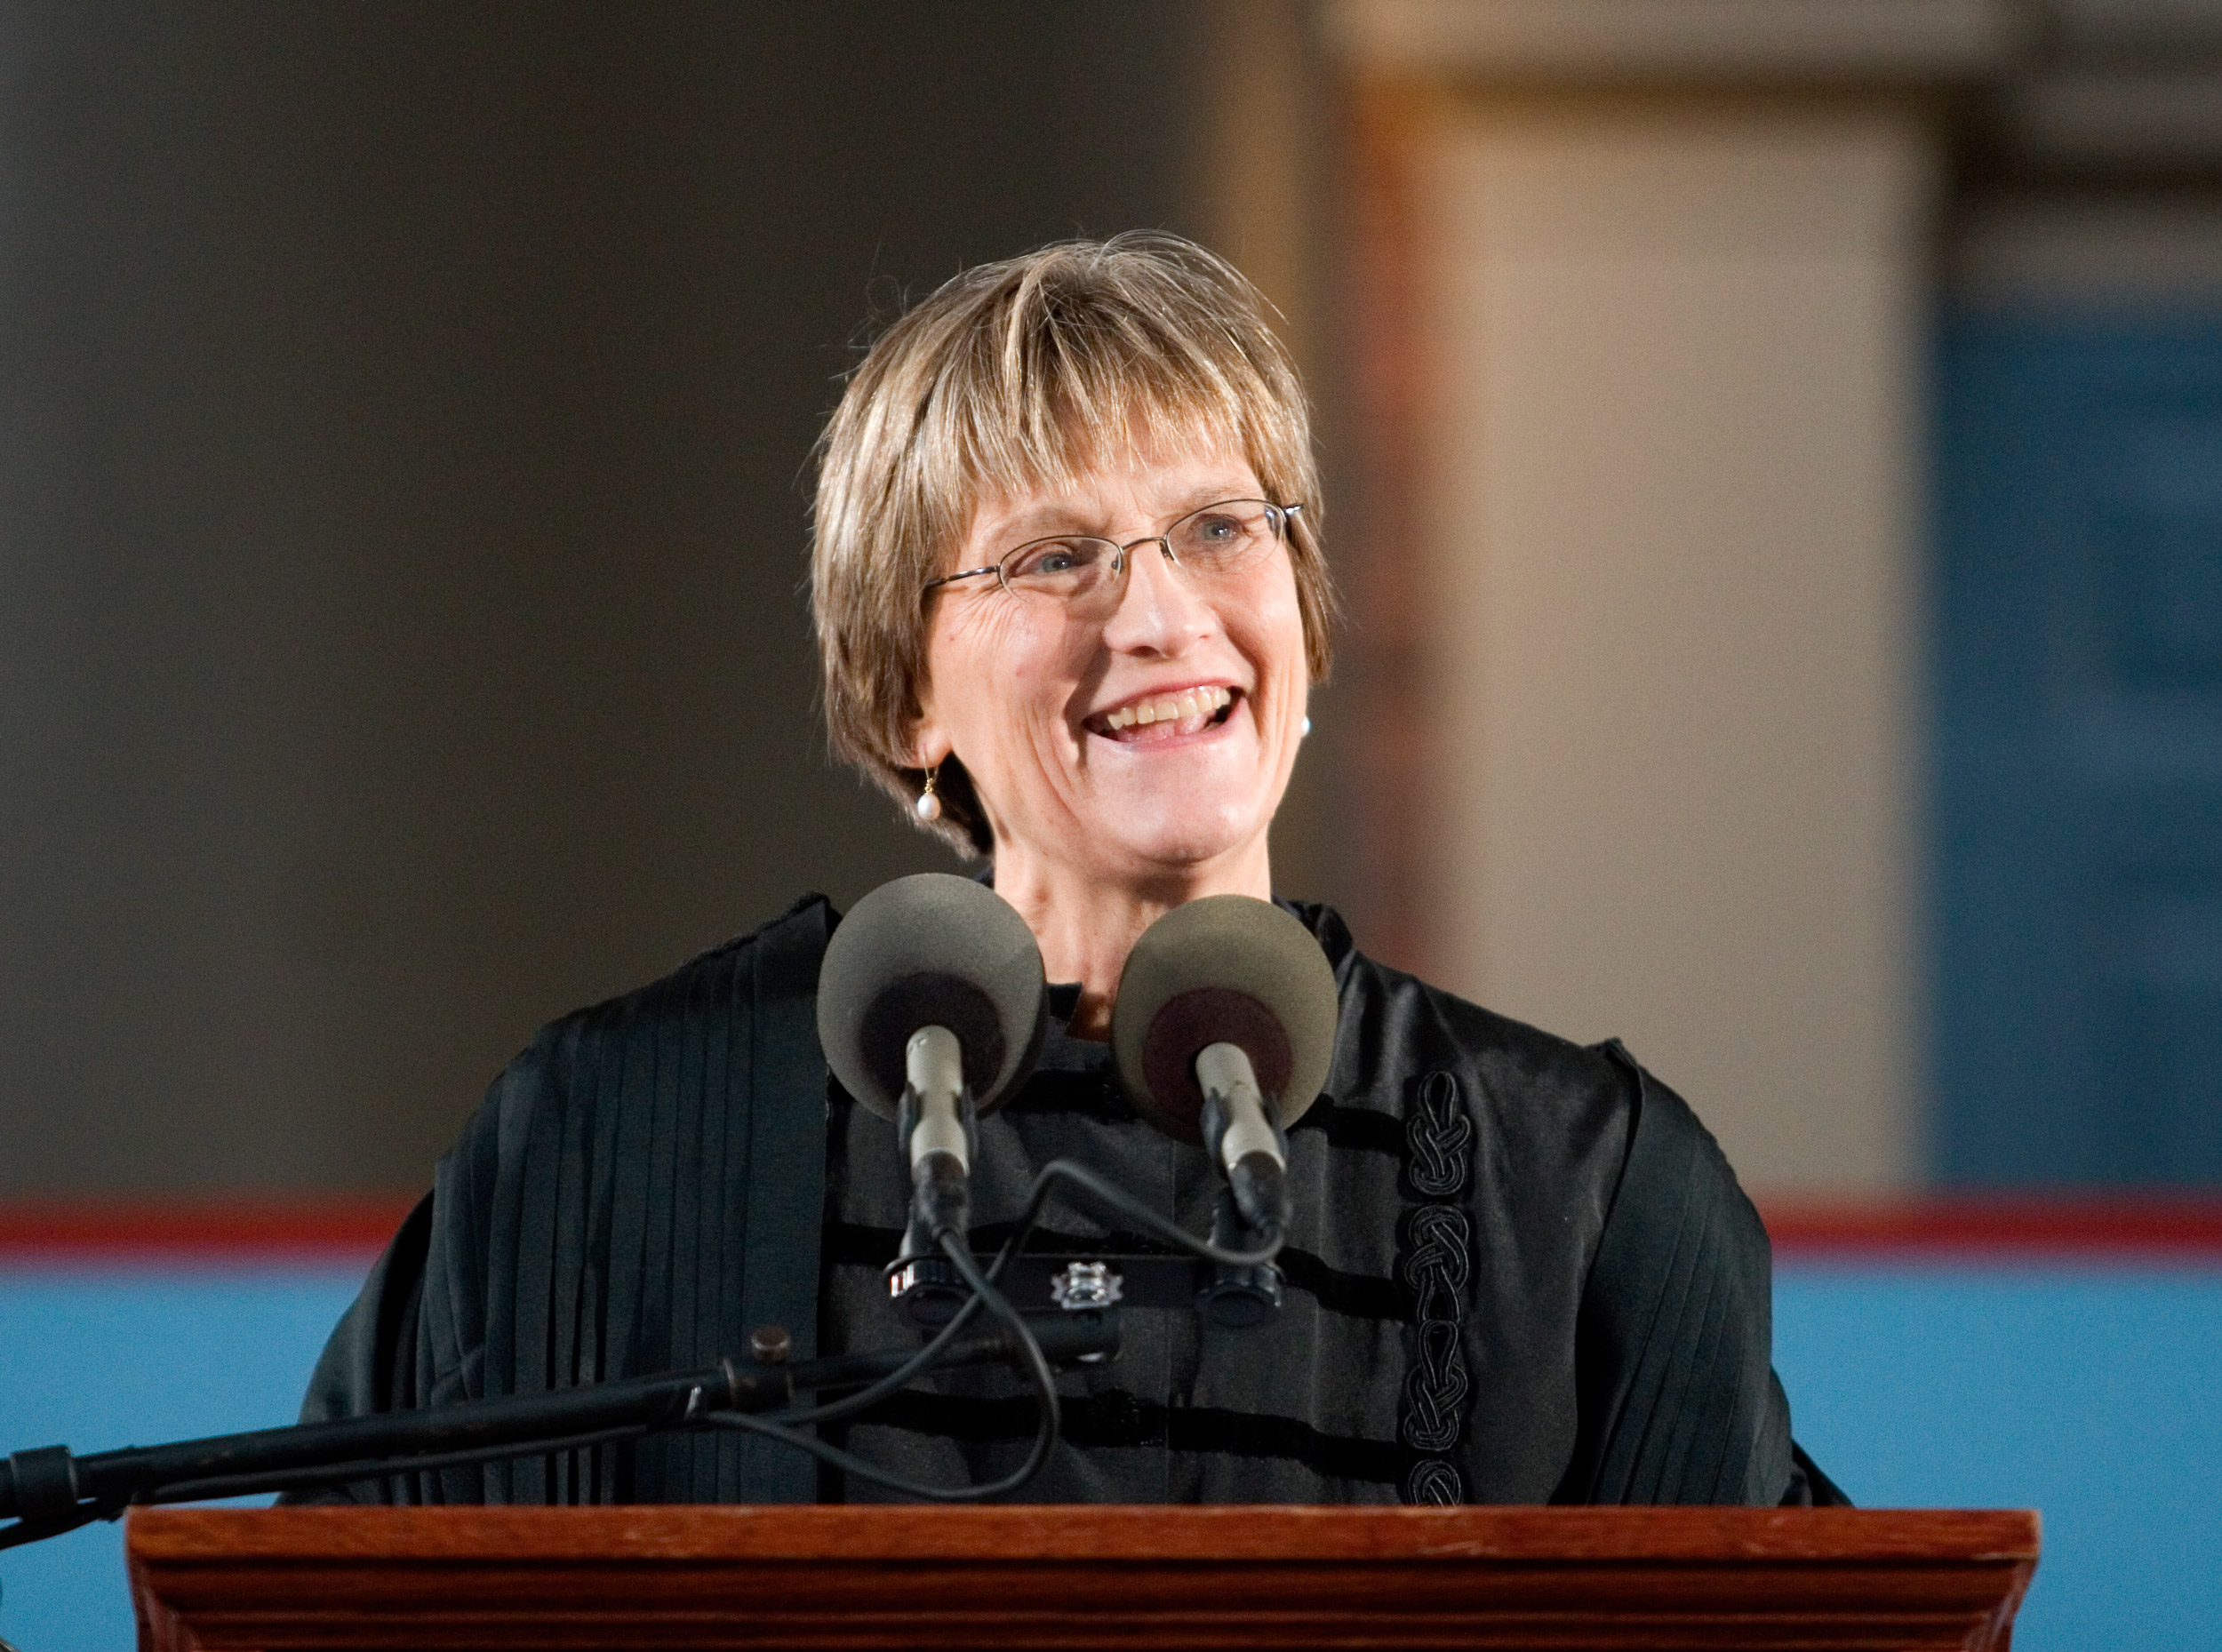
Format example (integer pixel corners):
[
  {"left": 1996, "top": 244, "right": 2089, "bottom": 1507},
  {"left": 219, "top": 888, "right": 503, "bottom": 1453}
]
[
  {"left": 1200, "top": 1076, "right": 1293, "bottom": 1242},
  {"left": 895, "top": 1069, "right": 979, "bottom": 1261}
]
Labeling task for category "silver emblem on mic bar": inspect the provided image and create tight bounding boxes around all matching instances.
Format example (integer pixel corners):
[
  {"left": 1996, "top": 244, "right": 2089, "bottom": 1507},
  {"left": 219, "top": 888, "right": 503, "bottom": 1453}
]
[{"left": 1049, "top": 1261, "right": 1124, "bottom": 1311}]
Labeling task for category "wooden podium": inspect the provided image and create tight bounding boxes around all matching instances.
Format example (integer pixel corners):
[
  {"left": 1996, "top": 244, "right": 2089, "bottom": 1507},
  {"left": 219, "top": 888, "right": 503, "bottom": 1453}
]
[{"left": 128, "top": 1504, "right": 2037, "bottom": 1650}]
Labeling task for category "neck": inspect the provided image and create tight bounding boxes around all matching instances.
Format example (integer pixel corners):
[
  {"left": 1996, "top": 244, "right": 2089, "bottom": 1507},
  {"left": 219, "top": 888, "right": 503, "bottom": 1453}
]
[{"left": 988, "top": 836, "right": 1273, "bottom": 1039}]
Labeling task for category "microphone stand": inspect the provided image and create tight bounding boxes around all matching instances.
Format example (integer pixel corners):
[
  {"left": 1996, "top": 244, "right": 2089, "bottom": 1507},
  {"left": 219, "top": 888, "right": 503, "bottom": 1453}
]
[{"left": 0, "top": 1309, "right": 1118, "bottom": 1551}]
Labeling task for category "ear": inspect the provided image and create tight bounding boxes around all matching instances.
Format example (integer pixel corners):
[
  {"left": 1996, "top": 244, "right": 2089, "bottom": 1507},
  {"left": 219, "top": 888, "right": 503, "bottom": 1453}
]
[
  {"left": 907, "top": 612, "right": 963, "bottom": 771},
  {"left": 905, "top": 696, "right": 954, "bottom": 773}
]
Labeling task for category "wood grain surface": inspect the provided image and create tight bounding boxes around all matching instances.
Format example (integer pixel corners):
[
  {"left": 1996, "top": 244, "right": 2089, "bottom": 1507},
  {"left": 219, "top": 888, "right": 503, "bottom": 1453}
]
[{"left": 128, "top": 1504, "right": 2038, "bottom": 1651}]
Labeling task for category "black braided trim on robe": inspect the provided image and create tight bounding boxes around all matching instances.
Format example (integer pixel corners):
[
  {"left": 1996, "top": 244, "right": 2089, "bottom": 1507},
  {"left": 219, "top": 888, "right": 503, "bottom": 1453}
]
[{"left": 1398, "top": 1068, "right": 1474, "bottom": 1503}]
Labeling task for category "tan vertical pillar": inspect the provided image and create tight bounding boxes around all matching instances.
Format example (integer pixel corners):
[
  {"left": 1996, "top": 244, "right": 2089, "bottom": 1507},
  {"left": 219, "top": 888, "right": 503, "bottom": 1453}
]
[{"left": 1330, "top": 2, "right": 2023, "bottom": 1192}]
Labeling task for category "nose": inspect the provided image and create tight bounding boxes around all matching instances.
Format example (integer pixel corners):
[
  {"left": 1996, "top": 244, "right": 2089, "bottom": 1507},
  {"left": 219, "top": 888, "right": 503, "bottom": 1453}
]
[{"left": 1101, "top": 535, "right": 1215, "bottom": 655}]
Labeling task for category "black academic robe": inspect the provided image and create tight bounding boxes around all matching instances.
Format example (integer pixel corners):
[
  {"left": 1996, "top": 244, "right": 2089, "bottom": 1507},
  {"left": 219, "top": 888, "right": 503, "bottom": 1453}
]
[{"left": 291, "top": 895, "right": 1842, "bottom": 1506}]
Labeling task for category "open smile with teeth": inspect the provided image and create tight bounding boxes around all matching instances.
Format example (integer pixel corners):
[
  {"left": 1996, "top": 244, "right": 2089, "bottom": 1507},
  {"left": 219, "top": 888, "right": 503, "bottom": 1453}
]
[{"left": 1095, "top": 684, "right": 1235, "bottom": 739}]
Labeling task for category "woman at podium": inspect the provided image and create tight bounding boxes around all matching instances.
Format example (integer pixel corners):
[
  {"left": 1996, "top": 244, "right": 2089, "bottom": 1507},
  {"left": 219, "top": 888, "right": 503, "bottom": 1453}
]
[{"left": 290, "top": 233, "right": 1842, "bottom": 1510}]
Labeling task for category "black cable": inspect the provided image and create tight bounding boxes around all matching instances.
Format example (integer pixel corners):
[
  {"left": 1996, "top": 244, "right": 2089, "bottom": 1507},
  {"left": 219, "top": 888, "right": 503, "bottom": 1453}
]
[
  {"left": 698, "top": 1158, "right": 1279, "bottom": 1498},
  {"left": 987, "top": 1156, "right": 1284, "bottom": 1278},
  {"left": 21, "top": 1275, "right": 1049, "bottom": 1520},
  {"left": 766, "top": 1286, "right": 992, "bottom": 1430},
  {"left": 937, "top": 1225, "right": 1059, "bottom": 1438},
  {"left": 698, "top": 1153, "right": 1274, "bottom": 1499},
  {"left": 703, "top": 1227, "right": 1062, "bottom": 1503},
  {"left": 747, "top": 1153, "right": 1276, "bottom": 1445},
  {"left": 0, "top": 1250, "right": 1063, "bottom": 1530},
  {"left": 724, "top": 1153, "right": 1275, "bottom": 1499},
  {"left": 0, "top": 1297, "right": 1019, "bottom": 1528},
  {"left": 750, "top": 1158, "right": 1102, "bottom": 1435},
  {"left": 0, "top": 1154, "right": 1271, "bottom": 1535}
]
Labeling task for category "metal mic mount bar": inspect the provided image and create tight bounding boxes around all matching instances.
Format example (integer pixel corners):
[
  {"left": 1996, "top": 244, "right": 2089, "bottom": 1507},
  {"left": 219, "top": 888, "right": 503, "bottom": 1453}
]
[
  {"left": 892, "top": 1250, "right": 1283, "bottom": 1329},
  {"left": 892, "top": 1181, "right": 1285, "bottom": 1332},
  {"left": 0, "top": 1310, "right": 1119, "bottom": 1538}
]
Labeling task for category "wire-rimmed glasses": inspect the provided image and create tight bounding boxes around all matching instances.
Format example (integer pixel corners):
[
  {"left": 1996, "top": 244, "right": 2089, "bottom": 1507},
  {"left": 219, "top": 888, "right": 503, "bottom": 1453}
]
[{"left": 922, "top": 499, "right": 1302, "bottom": 620}]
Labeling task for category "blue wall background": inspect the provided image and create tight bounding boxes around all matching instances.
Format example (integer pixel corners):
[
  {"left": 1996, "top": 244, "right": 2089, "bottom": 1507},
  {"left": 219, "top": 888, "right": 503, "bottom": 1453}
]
[
  {"left": 3, "top": 1261, "right": 2217, "bottom": 1651},
  {"left": 0, "top": 1271, "right": 363, "bottom": 1650},
  {"left": 1935, "top": 316, "right": 2222, "bottom": 1185},
  {"left": 1775, "top": 1265, "right": 2222, "bottom": 1649}
]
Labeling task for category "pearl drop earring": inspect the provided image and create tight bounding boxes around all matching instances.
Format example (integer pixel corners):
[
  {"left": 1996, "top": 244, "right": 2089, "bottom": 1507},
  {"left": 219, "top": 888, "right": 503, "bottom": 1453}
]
[
  {"left": 1301, "top": 716, "right": 1312, "bottom": 738},
  {"left": 915, "top": 765, "right": 942, "bottom": 822}
]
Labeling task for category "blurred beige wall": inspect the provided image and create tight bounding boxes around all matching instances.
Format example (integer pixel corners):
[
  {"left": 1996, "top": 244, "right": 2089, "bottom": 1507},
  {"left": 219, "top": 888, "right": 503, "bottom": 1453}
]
[
  {"left": 1414, "top": 101, "right": 1936, "bottom": 1192},
  {"left": 1324, "top": 0, "right": 2222, "bottom": 1190},
  {"left": 1320, "top": 0, "right": 2025, "bottom": 1191}
]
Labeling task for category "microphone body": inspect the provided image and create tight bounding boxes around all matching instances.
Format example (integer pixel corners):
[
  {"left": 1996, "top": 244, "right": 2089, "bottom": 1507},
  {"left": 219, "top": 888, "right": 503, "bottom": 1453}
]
[
  {"left": 903, "top": 1024, "right": 972, "bottom": 1241},
  {"left": 816, "top": 873, "right": 1048, "bottom": 1264},
  {"left": 1195, "top": 1041, "right": 1293, "bottom": 1236},
  {"left": 1110, "top": 895, "right": 1339, "bottom": 1241}
]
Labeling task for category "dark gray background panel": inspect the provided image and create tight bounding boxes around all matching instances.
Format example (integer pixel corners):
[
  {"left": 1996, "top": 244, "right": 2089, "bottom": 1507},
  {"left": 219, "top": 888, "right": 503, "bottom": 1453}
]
[{"left": 0, "top": 2, "right": 1349, "bottom": 1192}]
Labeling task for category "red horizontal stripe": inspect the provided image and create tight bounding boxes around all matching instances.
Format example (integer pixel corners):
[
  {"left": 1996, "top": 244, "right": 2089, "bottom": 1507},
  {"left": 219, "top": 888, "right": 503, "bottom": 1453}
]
[
  {"left": 0, "top": 1197, "right": 416, "bottom": 1267},
  {"left": 1762, "top": 1195, "right": 2222, "bottom": 1262},
  {"left": 3, "top": 1195, "right": 2219, "bottom": 1268}
]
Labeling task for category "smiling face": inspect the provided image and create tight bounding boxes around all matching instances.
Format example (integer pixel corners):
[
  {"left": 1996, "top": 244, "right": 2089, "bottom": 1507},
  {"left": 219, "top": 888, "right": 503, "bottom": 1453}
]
[{"left": 911, "top": 445, "right": 1310, "bottom": 891}]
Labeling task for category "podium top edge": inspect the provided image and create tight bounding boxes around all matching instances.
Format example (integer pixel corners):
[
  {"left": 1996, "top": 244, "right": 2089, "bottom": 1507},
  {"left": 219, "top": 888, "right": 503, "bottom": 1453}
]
[{"left": 125, "top": 1504, "right": 2040, "bottom": 1566}]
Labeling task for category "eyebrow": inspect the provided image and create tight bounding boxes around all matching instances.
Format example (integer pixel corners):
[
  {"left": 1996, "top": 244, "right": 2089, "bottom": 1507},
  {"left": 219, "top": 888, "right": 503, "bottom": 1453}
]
[{"left": 989, "top": 483, "right": 1259, "bottom": 544}]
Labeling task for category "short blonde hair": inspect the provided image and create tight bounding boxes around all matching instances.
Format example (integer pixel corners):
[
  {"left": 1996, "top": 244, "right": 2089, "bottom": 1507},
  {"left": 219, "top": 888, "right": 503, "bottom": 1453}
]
[{"left": 811, "top": 232, "right": 1334, "bottom": 855}]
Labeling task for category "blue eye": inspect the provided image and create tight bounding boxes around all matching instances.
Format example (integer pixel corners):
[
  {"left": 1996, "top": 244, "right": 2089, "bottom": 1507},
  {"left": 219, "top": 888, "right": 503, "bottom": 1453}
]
[
  {"left": 1174, "top": 505, "right": 1269, "bottom": 563},
  {"left": 1006, "top": 538, "right": 1111, "bottom": 587}
]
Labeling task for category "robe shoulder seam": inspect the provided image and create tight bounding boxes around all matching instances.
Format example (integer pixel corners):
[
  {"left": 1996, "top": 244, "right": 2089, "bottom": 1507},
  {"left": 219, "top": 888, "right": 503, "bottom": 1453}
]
[
  {"left": 524, "top": 893, "right": 838, "bottom": 1049},
  {"left": 1335, "top": 950, "right": 1629, "bottom": 1110}
]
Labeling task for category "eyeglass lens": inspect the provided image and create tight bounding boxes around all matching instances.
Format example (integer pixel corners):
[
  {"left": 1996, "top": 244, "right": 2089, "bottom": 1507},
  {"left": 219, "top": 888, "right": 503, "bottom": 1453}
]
[{"left": 1000, "top": 500, "right": 1283, "bottom": 608}]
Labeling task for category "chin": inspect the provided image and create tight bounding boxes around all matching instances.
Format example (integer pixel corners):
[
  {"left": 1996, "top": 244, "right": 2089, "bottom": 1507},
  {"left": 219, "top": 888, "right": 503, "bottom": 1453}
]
[{"left": 1100, "top": 799, "right": 1264, "bottom": 871}]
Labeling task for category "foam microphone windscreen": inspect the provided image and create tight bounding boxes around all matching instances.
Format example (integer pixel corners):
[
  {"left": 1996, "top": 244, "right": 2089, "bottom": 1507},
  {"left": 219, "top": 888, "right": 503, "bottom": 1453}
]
[
  {"left": 1109, "top": 896, "right": 1339, "bottom": 1144},
  {"left": 816, "top": 874, "right": 1049, "bottom": 1121}
]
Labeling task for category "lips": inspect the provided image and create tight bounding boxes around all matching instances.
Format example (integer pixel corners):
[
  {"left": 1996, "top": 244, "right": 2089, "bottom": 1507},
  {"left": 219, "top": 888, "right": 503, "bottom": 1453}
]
[{"left": 1086, "top": 685, "right": 1237, "bottom": 742}]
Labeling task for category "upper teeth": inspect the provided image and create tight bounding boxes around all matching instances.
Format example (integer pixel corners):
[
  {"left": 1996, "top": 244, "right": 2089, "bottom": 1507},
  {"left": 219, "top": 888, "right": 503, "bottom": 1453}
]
[{"left": 1103, "top": 686, "right": 1233, "bottom": 732}]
